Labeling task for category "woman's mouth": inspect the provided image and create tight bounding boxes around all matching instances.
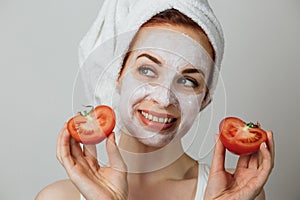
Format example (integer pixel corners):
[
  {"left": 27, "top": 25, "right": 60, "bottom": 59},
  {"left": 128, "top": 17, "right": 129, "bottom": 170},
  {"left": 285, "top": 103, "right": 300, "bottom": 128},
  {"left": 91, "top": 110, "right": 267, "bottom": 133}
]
[{"left": 137, "top": 110, "right": 178, "bottom": 132}]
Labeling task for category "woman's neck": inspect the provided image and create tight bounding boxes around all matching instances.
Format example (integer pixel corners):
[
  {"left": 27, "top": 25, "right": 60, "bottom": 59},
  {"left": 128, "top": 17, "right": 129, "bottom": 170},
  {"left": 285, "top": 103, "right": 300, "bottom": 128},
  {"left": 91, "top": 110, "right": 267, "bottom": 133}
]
[{"left": 117, "top": 129, "right": 198, "bottom": 182}]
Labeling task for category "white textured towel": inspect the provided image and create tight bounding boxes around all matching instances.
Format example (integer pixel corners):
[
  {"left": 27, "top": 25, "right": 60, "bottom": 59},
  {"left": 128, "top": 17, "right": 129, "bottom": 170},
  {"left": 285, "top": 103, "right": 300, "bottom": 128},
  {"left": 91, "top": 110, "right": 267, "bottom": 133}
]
[{"left": 78, "top": 0, "right": 224, "bottom": 107}]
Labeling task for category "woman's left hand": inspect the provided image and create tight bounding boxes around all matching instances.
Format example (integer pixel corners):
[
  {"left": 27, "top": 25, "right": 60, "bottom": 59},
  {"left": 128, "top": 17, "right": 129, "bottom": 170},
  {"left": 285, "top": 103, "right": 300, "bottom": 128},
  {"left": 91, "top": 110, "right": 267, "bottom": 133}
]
[{"left": 204, "top": 131, "right": 275, "bottom": 200}]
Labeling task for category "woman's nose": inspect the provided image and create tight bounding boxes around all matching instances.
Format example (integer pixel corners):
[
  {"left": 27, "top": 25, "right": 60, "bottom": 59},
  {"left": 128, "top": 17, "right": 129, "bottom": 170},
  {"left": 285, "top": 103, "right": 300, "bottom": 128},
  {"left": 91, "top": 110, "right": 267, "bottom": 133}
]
[{"left": 148, "top": 84, "right": 178, "bottom": 107}]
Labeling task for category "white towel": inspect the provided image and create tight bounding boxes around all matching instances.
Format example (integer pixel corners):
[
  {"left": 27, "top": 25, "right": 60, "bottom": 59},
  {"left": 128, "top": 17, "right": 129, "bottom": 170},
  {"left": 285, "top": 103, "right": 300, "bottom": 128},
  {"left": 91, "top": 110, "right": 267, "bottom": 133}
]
[{"left": 77, "top": 0, "right": 224, "bottom": 107}]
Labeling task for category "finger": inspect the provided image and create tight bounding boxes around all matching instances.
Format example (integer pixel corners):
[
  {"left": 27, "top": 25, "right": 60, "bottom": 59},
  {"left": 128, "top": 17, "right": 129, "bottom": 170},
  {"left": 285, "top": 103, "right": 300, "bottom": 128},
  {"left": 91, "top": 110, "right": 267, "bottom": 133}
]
[
  {"left": 69, "top": 137, "right": 92, "bottom": 170},
  {"left": 266, "top": 131, "right": 275, "bottom": 169},
  {"left": 58, "top": 127, "right": 75, "bottom": 167},
  {"left": 248, "top": 151, "right": 259, "bottom": 169},
  {"left": 257, "top": 142, "right": 272, "bottom": 184},
  {"left": 106, "top": 133, "right": 127, "bottom": 172},
  {"left": 56, "top": 124, "right": 67, "bottom": 163},
  {"left": 83, "top": 144, "right": 97, "bottom": 159},
  {"left": 258, "top": 144, "right": 264, "bottom": 165},
  {"left": 83, "top": 144, "right": 100, "bottom": 171},
  {"left": 70, "top": 136, "right": 84, "bottom": 159},
  {"left": 260, "top": 141, "right": 272, "bottom": 170},
  {"left": 210, "top": 134, "right": 226, "bottom": 173},
  {"left": 236, "top": 154, "right": 251, "bottom": 168}
]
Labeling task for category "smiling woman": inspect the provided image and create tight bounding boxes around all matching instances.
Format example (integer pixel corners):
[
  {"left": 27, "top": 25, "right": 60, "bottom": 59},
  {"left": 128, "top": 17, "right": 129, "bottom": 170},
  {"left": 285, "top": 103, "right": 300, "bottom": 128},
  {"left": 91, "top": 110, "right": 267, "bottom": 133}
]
[
  {"left": 36, "top": 1, "right": 274, "bottom": 200},
  {"left": 116, "top": 27, "right": 213, "bottom": 148}
]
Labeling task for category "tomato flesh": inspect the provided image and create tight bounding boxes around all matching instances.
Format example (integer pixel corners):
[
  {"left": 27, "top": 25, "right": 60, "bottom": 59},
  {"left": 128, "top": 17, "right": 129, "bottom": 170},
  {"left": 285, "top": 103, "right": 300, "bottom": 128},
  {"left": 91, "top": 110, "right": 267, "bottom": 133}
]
[
  {"left": 67, "top": 105, "right": 116, "bottom": 144},
  {"left": 219, "top": 117, "right": 267, "bottom": 155}
]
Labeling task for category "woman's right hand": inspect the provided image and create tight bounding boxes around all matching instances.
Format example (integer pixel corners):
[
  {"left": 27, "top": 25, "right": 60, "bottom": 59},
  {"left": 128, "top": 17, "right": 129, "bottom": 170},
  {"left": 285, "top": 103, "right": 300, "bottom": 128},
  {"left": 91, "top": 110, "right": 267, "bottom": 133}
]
[{"left": 56, "top": 124, "right": 128, "bottom": 200}]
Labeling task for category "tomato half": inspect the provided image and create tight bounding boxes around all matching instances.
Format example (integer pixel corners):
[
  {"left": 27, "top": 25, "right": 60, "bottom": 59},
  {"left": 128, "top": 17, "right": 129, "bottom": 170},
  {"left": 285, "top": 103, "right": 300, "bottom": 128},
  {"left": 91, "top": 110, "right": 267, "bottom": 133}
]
[
  {"left": 67, "top": 105, "right": 116, "bottom": 144},
  {"left": 219, "top": 117, "right": 267, "bottom": 155}
]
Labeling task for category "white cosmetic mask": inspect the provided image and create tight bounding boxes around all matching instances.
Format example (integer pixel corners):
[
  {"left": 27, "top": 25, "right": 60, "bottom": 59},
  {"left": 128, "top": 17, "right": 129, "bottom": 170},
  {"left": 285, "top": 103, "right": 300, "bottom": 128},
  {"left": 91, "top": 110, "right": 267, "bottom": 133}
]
[{"left": 118, "top": 28, "right": 214, "bottom": 147}]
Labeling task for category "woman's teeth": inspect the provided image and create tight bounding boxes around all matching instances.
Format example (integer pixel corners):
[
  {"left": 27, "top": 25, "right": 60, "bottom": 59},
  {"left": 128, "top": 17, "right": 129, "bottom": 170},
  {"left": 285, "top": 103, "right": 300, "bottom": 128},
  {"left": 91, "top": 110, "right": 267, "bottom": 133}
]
[{"left": 140, "top": 111, "right": 174, "bottom": 124}]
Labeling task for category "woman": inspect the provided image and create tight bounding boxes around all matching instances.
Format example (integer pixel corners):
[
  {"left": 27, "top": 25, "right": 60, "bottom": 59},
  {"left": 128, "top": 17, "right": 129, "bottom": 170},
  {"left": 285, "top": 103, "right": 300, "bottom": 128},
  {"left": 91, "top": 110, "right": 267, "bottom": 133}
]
[{"left": 36, "top": 1, "right": 274, "bottom": 200}]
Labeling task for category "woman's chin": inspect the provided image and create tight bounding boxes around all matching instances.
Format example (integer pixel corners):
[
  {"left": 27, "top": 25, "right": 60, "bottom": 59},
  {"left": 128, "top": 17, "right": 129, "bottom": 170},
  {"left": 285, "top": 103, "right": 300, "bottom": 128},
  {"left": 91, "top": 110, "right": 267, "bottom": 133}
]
[{"left": 136, "top": 133, "right": 175, "bottom": 149}]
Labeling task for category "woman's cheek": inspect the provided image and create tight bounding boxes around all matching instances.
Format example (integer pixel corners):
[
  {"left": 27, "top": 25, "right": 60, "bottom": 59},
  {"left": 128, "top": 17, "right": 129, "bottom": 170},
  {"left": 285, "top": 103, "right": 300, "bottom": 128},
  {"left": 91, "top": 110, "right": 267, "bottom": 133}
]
[
  {"left": 175, "top": 92, "right": 204, "bottom": 136},
  {"left": 118, "top": 73, "right": 148, "bottom": 125}
]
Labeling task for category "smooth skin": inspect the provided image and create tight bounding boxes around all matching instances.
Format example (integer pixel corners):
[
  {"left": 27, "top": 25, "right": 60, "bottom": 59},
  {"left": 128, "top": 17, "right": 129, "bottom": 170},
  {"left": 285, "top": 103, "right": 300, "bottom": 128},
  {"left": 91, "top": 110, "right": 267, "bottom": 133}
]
[{"left": 36, "top": 24, "right": 274, "bottom": 200}]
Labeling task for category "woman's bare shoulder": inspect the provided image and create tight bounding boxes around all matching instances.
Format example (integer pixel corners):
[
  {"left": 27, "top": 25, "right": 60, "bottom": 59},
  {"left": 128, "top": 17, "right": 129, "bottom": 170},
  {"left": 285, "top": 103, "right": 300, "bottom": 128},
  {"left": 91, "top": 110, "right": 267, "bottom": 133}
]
[{"left": 35, "top": 179, "right": 80, "bottom": 200}]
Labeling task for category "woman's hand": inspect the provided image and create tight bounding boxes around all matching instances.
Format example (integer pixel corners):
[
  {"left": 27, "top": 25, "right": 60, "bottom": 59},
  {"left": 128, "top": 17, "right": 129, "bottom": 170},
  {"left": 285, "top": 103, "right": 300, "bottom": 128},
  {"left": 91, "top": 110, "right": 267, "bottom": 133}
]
[
  {"left": 56, "top": 124, "right": 128, "bottom": 200},
  {"left": 204, "top": 131, "right": 274, "bottom": 200}
]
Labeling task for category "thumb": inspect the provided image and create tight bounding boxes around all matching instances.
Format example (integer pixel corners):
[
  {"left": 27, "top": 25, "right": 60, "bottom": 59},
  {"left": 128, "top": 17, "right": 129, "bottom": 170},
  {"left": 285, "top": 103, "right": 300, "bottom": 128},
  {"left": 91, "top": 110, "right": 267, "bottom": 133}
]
[
  {"left": 210, "top": 134, "right": 226, "bottom": 173},
  {"left": 106, "top": 133, "right": 127, "bottom": 172}
]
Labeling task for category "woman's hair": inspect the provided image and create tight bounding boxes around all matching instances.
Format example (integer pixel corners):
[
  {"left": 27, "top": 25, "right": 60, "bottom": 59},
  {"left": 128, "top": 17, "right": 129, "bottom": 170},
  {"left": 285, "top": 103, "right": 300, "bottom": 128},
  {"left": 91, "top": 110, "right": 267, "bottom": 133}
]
[{"left": 141, "top": 8, "right": 206, "bottom": 32}]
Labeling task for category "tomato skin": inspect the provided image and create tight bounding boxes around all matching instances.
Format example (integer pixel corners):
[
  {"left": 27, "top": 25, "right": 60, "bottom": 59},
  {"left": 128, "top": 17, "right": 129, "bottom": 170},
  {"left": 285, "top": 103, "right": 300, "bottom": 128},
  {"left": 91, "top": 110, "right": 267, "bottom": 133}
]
[
  {"left": 67, "top": 105, "right": 116, "bottom": 144},
  {"left": 219, "top": 117, "right": 267, "bottom": 155}
]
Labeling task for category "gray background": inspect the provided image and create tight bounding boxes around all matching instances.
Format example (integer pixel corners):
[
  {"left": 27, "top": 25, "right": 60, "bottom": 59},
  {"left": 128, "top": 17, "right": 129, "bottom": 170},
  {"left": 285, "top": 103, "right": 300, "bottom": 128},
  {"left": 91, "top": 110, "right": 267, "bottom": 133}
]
[{"left": 1, "top": 0, "right": 299, "bottom": 199}]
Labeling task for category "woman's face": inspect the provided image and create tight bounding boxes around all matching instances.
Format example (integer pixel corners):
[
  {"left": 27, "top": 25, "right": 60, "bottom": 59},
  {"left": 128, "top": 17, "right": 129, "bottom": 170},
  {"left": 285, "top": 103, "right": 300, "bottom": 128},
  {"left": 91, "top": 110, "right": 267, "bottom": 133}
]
[{"left": 117, "top": 25, "right": 214, "bottom": 148}]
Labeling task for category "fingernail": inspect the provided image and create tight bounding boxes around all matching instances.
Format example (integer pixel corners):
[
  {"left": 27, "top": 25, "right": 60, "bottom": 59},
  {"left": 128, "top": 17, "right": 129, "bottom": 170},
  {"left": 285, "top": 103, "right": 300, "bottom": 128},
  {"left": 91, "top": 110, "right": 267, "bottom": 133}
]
[{"left": 262, "top": 142, "right": 267, "bottom": 148}]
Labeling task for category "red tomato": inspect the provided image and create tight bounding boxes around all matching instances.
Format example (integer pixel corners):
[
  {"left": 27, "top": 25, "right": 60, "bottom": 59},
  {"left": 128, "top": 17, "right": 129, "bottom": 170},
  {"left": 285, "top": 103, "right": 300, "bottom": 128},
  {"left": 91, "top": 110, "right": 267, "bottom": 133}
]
[
  {"left": 67, "top": 105, "right": 116, "bottom": 144},
  {"left": 219, "top": 117, "right": 267, "bottom": 155}
]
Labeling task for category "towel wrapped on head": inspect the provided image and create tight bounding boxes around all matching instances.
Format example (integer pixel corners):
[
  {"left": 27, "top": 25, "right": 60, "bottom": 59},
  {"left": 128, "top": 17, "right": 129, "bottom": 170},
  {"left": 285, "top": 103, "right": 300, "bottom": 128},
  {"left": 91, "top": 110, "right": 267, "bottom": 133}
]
[{"left": 78, "top": 0, "right": 224, "bottom": 108}]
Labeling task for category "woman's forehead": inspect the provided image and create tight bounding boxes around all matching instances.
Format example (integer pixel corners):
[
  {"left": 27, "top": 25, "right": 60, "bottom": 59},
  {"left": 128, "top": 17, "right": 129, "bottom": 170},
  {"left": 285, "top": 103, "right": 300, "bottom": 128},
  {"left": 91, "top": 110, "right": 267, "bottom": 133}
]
[{"left": 129, "top": 27, "right": 214, "bottom": 74}]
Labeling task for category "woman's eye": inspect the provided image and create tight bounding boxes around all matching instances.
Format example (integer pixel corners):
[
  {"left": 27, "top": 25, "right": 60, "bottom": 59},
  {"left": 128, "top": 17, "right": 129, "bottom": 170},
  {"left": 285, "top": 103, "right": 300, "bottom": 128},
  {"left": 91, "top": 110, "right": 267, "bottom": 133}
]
[
  {"left": 177, "top": 77, "right": 199, "bottom": 88},
  {"left": 138, "top": 66, "right": 156, "bottom": 77}
]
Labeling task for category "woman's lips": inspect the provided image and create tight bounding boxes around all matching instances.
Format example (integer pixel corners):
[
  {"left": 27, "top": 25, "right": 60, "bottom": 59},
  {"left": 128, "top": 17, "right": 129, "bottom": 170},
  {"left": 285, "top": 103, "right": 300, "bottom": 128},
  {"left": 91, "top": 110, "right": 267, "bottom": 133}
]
[{"left": 137, "top": 110, "right": 178, "bottom": 132}]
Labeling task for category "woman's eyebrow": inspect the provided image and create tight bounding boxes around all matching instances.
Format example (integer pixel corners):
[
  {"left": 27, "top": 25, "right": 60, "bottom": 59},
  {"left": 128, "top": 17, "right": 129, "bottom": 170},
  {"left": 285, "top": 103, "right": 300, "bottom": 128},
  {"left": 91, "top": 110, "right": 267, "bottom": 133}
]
[
  {"left": 137, "top": 53, "right": 162, "bottom": 65},
  {"left": 181, "top": 68, "right": 205, "bottom": 77}
]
